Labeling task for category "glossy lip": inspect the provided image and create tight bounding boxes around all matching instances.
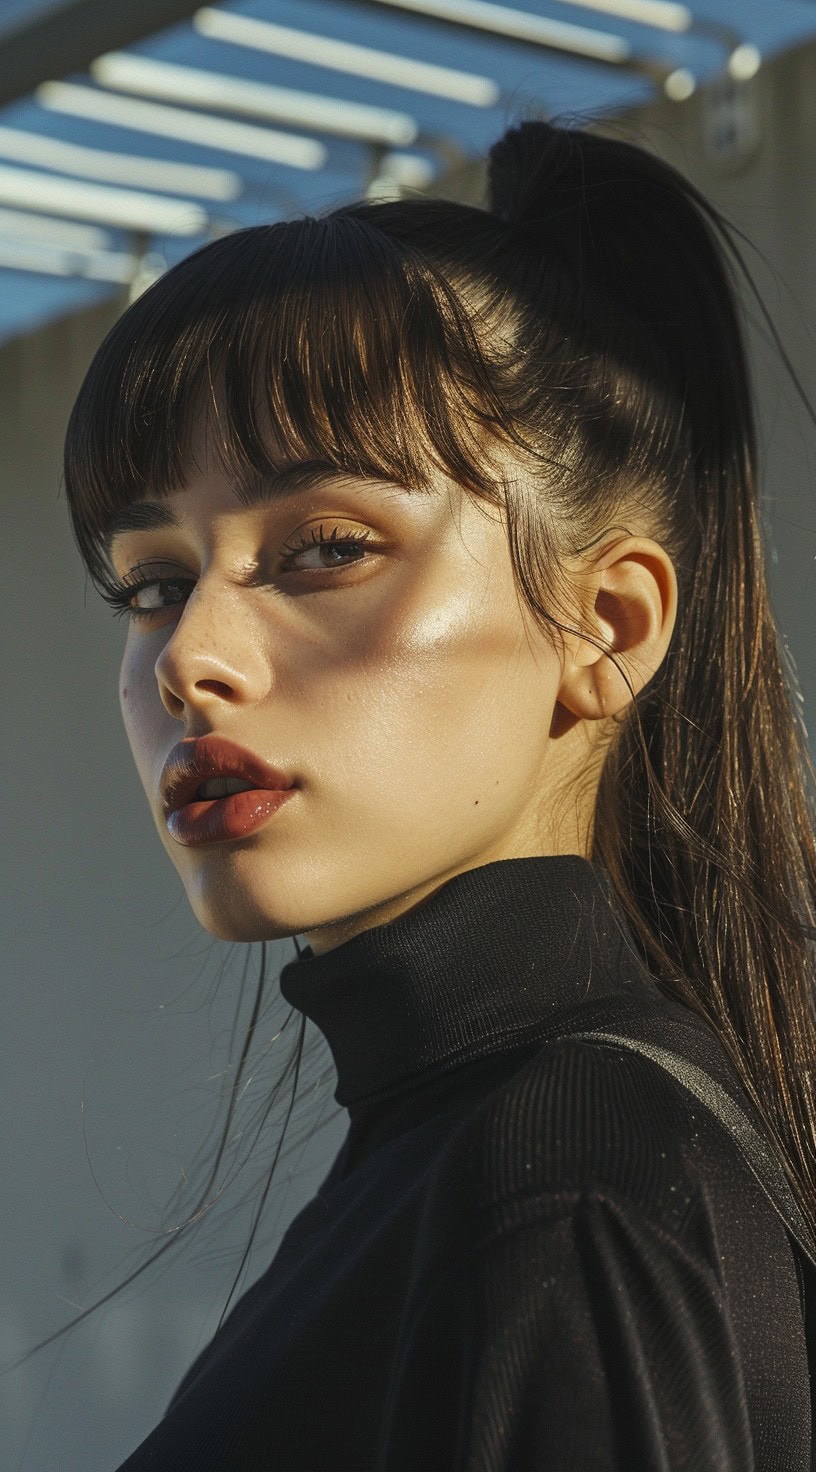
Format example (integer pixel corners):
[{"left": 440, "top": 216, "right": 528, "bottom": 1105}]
[
  {"left": 160, "top": 734, "right": 297, "bottom": 816},
  {"left": 166, "top": 786, "right": 297, "bottom": 847}
]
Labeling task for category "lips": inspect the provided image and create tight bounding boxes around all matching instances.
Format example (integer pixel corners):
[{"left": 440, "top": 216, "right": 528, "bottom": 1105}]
[{"left": 160, "top": 735, "right": 296, "bottom": 815}]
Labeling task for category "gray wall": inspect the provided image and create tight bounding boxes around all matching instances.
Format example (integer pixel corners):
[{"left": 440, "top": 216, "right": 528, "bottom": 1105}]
[
  {"left": 0, "top": 301, "right": 345, "bottom": 1467},
  {"left": 3, "top": 37, "right": 816, "bottom": 1471}
]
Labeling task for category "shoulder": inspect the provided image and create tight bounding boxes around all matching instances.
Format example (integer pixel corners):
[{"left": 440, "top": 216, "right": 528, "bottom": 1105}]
[
  {"left": 426, "top": 1036, "right": 713, "bottom": 1246},
  {"left": 383, "top": 1047, "right": 772, "bottom": 1472}
]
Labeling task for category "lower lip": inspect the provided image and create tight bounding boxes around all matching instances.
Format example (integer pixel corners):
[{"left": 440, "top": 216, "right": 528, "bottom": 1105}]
[{"left": 166, "top": 788, "right": 297, "bottom": 847}]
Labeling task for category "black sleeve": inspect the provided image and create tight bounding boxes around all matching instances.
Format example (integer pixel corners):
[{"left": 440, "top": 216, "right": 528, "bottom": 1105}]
[{"left": 374, "top": 1187, "right": 754, "bottom": 1471}]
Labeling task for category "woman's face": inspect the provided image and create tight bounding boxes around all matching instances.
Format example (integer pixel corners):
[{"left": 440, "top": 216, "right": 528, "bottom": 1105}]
[{"left": 113, "top": 439, "right": 580, "bottom": 953}]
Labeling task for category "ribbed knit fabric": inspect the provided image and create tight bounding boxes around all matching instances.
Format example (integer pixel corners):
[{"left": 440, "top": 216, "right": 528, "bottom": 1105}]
[{"left": 116, "top": 854, "right": 811, "bottom": 1470}]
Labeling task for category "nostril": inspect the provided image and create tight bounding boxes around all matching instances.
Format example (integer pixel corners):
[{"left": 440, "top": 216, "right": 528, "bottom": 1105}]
[{"left": 197, "top": 680, "right": 234, "bottom": 697}]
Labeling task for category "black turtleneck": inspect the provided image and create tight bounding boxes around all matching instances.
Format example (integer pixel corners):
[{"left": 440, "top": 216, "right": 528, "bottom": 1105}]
[{"left": 116, "top": 855, "right": 810, "bottom": 1470}]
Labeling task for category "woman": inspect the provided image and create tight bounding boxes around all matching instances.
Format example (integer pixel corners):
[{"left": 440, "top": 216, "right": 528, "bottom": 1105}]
[{"left": 60, "top": 117, "right": 816, "bottom": 1468}]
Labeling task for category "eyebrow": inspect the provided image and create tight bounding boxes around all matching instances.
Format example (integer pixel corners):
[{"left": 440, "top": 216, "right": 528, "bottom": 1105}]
[
  {"left": 104, "top": 500, "right": 180, "bottom": 552},
  {"left": 102, "top": 464, "right": 373, "bottom": 554}
]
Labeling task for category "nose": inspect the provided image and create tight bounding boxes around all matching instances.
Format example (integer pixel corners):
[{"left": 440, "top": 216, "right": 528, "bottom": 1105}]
[{"left": 153, "top": 577, "right": 273, "bottom": 721}]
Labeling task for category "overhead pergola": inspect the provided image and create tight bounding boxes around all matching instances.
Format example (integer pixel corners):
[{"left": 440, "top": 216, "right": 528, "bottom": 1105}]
[
  {"left": 0, "top": 0, "right": 811, "bottom": 343},
  {"left": 0, "top": 0, "right": 208, "bottom": 107}
]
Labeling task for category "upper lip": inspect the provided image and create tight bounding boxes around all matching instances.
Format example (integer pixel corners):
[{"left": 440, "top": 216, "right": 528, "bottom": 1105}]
[{"left": 160, "top": 735, "right": 296, "bottom": 814}]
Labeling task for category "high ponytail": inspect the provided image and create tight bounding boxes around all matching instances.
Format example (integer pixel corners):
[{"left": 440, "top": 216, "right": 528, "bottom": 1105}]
[{"left": 487, "top": 119, "right": 816, "bottom": 1240}]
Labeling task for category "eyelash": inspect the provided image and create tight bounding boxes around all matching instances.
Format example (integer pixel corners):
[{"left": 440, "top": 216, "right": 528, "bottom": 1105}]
[{"left": 102, "top": 524, "right": 379, "bottom": 622}]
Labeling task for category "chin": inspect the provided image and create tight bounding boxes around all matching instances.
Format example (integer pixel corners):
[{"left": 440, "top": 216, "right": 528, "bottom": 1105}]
[
  {"left": 181, "top": 868, "right": 306, "bottom": 944},
  {"left": 193, "top": 904, "right": 298, "bottom": 945}
]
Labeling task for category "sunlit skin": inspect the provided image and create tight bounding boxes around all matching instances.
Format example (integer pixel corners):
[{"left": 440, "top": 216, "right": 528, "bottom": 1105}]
[{"left": 113, "top": 436, "right": 678, "bottom": 956}]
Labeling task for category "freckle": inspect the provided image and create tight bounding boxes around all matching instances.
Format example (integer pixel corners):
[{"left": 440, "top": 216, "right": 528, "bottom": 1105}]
[{"left": 122, "top": 687, "right": 128, "bottom": 699}]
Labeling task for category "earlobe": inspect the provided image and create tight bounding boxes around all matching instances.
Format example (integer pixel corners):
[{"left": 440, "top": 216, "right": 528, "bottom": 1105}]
[
  {"left": 556, "top": 536, "right": 678, "bottom": 722},
  {"left": 558, "top": 642, "right": 631, "bottom": 723}
]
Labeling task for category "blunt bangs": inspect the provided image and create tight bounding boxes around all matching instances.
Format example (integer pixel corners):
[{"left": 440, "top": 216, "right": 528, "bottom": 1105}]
[{"left": 63, "top": 209, "right": 512, "bottom": 595}]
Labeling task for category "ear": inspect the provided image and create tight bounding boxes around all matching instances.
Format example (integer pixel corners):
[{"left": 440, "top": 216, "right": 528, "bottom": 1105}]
[{"left": 556, "top": 535, "right": 678, "bottom": 722}]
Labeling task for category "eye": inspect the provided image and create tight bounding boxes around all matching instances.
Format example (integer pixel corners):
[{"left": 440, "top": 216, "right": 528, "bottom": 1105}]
[
  {"left": 101, "top": 564, "right": 194, "bottom": 622},
  {"left": 279, "top": 523, "right": 379, "bottom": 573}
]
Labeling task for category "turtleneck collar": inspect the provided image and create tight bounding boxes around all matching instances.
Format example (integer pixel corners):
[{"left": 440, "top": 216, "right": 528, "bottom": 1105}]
[{"left": 279, "top": 854, "right": 649, "bottom": 1109}]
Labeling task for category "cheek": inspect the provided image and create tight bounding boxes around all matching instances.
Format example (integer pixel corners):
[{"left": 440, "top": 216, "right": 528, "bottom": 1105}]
[
  {"left": 118, "top": 641, "right": 166, "bottom": 788},
  {"left": 301, "top": 584, "right": 556, "bottom": 812}
]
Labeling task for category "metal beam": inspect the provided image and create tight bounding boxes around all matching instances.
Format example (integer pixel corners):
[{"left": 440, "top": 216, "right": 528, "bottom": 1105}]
[
  {"left": 0, "top": 0, "right": 204, "bottom": 110},
  {"left": 343, "top": 0, "right": 672, "bottom": 88}
]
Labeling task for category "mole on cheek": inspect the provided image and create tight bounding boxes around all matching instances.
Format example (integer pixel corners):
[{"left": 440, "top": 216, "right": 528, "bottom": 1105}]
[{"left": 122, "top": 687, "right": 128, "bottom": 700}]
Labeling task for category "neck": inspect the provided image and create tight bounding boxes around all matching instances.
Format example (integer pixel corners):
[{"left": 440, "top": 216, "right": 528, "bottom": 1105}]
[{"left": 280, "top": 854, "right": 651, "bottom": 1110}]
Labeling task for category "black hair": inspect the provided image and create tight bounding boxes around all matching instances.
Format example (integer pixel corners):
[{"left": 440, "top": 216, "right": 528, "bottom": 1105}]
[{"left": 26, "top": 114, "right": 816, "bottom": 1362}]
